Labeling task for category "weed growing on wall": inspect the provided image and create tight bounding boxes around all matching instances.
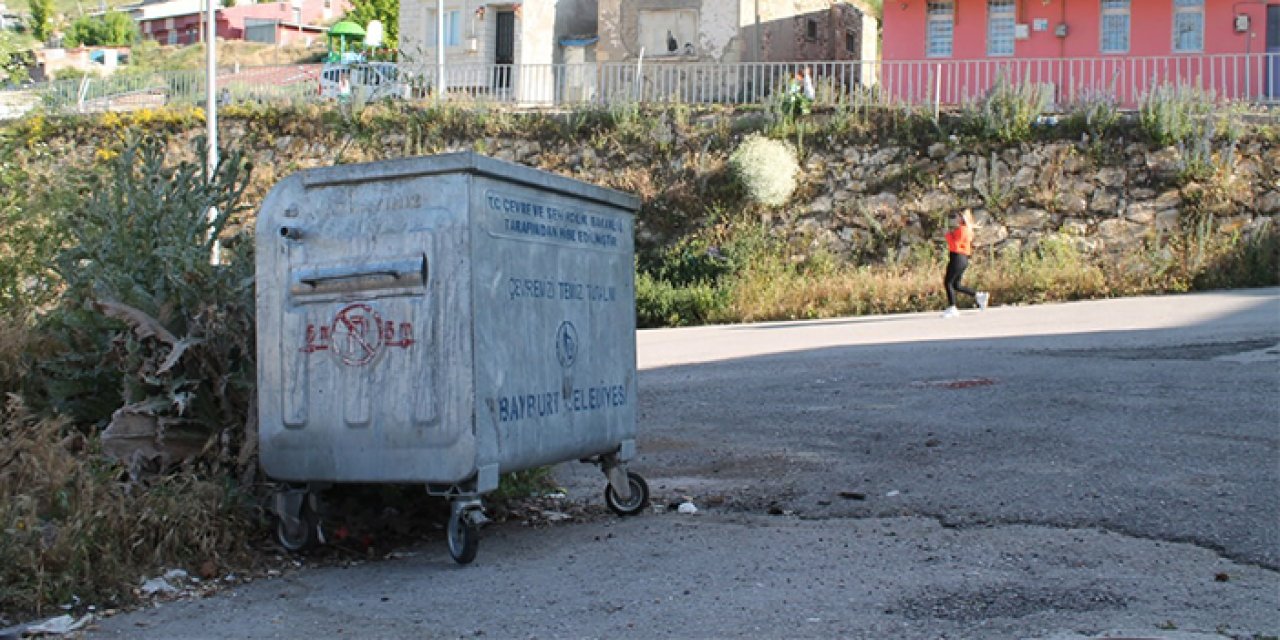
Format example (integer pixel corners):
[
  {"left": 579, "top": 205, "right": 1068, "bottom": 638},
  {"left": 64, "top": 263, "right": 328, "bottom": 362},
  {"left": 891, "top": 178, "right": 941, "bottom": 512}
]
[
  {"left": 1063, "top": 90, "right": 1121, "bottom": 141},
  {"left": 966, "top": 74, "right": 1051, "bottom": 144},
  {"left": 1139, "top": 83, "right": 1214, "bottom": 148},
  {"left": 1194, "top": 220, "right": 1280, "bottom": 290},
  {"left": 975, "top": 152, "right": 1018, "bottom": 214}
]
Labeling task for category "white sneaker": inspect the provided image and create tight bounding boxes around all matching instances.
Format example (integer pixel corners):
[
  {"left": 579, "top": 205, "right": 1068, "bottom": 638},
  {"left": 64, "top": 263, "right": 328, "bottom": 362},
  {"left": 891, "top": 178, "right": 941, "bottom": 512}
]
[
  {"left": 941, "top": 306, "right": 959, "bottom": 318},
  {"left": 976, "top": 292, "right": 989, "bottom": 310}
]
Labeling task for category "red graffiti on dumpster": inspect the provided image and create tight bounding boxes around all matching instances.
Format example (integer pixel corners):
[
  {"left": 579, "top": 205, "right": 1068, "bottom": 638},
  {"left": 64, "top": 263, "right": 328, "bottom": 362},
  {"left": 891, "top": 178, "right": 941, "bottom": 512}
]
[{"left": 301, "top": 303, "right": 415, "bottom": 366}]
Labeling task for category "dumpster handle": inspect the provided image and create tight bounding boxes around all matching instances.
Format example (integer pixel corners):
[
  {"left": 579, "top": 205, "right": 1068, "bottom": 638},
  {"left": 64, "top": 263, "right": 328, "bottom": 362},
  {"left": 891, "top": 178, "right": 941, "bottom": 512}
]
[
  {"left": 291, "top": 256, "right": 428, "bottom": 296},
  {"left": 300, "top": 270, "right": 400, "bottom": 287}
]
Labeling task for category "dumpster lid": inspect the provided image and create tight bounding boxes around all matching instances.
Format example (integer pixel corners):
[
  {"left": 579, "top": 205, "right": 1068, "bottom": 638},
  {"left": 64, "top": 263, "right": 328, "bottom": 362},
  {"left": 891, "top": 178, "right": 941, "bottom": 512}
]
[{"left": 301, "top": 152, "right": 640, "bottom": 212}]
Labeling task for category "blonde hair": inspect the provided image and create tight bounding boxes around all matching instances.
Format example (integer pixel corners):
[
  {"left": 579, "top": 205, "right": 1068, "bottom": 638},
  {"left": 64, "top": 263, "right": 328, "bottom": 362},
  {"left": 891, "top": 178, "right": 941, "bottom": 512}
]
[{"left": 959, "top": 209, "right": 976, "bottom": 228}]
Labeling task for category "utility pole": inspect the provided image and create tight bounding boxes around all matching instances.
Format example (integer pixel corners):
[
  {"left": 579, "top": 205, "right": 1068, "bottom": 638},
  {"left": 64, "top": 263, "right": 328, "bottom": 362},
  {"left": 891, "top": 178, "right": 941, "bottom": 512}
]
[
  {"left": 206, "top": 0, "right": 220, "bottom": 264},
  {"left": 436, "top": 0, "right": 445, "bottom": 102}
]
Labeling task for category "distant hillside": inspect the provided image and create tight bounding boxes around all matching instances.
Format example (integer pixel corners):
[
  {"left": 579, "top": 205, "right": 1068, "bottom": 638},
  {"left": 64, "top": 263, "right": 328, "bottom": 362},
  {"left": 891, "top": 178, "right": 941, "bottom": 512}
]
[
  {"left": 12, "top": 0, "right": 329, "bottom": 70},
  {"left": 130, "top": 40, "right": 327, "bottom": 70}
]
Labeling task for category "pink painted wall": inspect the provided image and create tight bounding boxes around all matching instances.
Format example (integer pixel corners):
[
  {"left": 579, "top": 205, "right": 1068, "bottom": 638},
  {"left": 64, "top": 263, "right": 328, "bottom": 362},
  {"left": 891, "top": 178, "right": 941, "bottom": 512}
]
[
  {"left": 883, "top": 0, "right": 1275, "bottom": 60},
  {"left": 219, "top": 0, "right": 351, "bottom": 37},
  {"left": 879, "top": 0, "right": 1280, "bottom": 104}
]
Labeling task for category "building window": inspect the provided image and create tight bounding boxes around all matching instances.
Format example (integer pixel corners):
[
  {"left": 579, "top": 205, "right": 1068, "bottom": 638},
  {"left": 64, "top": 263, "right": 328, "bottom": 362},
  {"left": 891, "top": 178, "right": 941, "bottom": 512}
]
[
  {"left": 1172, "top": 0, "right": 1203, "bottom": 52},
  {"left": 927, "top": 0, "right": 954, "bottom": 57},
  {"left": 1100, "top": 0, "right": 1129, "bottom": 53},
  {"left": 426, "top": 9, "right": 461, "bottom": 47},
  {"left": 845, "top": 29, "right": 858, "bottom": 54},
  {"left": 638, "top": 9, "right": 698, "bottom": 57},
  {"left": 806, "top": 18, "right": 819, "bottom": 40},
  {"left": 988, "top": 0, "right": 1015, "bottom": 56},
  {"left": 446, "top": 10, "right": 461, "bottom": 46},
  {"left": 167, "top": 30, "right": 177, "bottom": 45}
]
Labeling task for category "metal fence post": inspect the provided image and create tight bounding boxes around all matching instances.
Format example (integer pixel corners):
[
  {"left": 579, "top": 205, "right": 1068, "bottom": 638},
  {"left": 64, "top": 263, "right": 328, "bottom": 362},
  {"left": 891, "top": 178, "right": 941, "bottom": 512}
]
[{"left": 934, "top": 63, "right": 942, "bottom": 121}]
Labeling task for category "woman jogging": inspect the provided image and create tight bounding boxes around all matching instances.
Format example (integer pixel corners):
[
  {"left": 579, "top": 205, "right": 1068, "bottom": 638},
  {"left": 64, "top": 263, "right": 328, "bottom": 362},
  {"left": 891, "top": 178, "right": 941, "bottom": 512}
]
[{"left": 942, "top": 210, "right": 989, "bottom": 318}]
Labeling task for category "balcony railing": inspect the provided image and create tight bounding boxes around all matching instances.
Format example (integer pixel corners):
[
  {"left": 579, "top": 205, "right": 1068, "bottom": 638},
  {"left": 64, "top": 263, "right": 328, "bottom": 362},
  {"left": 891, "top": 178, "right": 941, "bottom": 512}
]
[{"left": 6, "top": 53, "right": 1278, "bottom": 118}]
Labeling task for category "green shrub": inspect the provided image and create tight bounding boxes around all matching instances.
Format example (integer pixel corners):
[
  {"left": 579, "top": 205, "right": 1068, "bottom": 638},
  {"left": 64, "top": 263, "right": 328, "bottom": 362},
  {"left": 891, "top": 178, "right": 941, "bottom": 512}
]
[
  {"left": 635, "top": 272, "right": 722, "bottom": 328},
  {"left": 1139, "top": 83, "right": 1214, "bottom": 147},
  {"left": 728, "top": 134, "right": 798, "bottom": 207},
  {"left": 642, "top": 236, "right": 734, "bottom": 288},
  {"left": 0, "top": 144, "right": 68, "bottom": 321}
]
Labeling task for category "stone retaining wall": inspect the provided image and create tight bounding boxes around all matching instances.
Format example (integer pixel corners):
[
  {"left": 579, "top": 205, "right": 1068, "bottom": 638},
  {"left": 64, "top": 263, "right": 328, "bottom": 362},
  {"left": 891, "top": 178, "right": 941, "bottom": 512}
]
[{"left": 223, "top": 118, "right": 1280, "bottom": 260}]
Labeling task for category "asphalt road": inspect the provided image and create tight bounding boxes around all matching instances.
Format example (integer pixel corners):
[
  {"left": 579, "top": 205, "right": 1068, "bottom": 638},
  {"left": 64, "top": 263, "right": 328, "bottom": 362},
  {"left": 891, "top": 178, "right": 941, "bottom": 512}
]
[{"left": 86, "top": 288, "right": 1280, "bottom": 639}]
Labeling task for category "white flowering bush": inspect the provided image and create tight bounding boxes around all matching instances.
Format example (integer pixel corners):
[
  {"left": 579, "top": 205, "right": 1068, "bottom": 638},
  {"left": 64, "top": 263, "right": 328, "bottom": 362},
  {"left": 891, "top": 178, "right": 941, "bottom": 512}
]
[{"left": 728, "top": 134, "right": 798, "bottom": 207}]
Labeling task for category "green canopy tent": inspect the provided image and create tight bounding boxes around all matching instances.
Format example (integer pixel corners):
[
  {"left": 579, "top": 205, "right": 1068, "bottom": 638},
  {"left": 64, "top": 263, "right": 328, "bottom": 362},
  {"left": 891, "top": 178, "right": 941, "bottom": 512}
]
[{"left": 327, "top": 20, "right": 367, "bottom": 62}]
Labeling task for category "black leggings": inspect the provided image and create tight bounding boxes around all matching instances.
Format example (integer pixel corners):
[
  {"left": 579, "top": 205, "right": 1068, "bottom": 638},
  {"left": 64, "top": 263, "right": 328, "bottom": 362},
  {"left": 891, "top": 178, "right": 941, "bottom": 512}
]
[{"left": 944, "top": 252, "right": 976, "bottom": 307}]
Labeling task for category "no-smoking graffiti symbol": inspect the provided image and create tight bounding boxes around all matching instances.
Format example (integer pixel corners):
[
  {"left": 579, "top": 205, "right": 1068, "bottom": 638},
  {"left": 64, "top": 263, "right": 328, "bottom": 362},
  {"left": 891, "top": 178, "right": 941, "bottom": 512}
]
[
  {"left": 556, "top": 321, "right": 578, "bottom": 369},
  {"left": 300, "top": 304, "right": 415, "bottom": 364},
  {"left": 331, "top": 303, "right": 383, "bottom": 367}
]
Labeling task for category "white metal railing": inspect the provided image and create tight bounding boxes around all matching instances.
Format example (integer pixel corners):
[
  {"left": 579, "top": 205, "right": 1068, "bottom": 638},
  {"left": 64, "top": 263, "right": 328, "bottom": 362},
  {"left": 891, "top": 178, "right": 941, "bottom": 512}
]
[
  {"left": 876, "top": 54, "right": 1280, "bottom": 107},
  {"left": 7, "top": 53, "right": 1278, "bottom": 117}
]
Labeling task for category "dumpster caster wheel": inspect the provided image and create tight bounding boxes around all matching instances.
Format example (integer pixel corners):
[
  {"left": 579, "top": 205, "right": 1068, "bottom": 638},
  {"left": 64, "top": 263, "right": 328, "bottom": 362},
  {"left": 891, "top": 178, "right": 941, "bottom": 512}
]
[
  {"left": 604, "top": 471, "right": 650, "bottom": 517},
  {"left": 276, "top": 502, "right": 320, "bottom": 553},
  {"left": 447, "top": 508, "right": 479, "bottom": 565}
]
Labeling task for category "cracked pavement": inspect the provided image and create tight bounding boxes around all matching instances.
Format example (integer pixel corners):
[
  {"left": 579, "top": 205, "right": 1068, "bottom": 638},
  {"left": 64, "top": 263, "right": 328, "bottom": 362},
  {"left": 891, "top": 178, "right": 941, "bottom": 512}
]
[{"left": 88, "top": 289, "right": 1280, "bottom": 639}]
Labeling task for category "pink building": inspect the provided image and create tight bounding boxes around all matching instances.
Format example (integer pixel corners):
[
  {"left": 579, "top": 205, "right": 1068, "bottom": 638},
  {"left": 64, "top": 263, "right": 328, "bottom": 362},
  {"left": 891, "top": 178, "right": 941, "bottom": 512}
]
[
  {"left": 134, "top": 0, "right": 349, "bottom": 46},
  {"left": 880, "top": 0, "right": 1280, "bottom": 104}
]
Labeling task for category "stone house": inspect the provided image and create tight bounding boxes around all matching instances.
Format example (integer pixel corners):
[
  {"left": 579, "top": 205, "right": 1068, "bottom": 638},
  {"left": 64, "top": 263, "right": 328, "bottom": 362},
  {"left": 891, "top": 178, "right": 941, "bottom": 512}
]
[
  {"left": 398, "top": 1, "right": 597, "bottom": 101},
  {"left": 398, "top": 0, "right": 879, "bottom": 103},
  {"left": 596, "top": 0, "right": 878, "bottom": 65}
]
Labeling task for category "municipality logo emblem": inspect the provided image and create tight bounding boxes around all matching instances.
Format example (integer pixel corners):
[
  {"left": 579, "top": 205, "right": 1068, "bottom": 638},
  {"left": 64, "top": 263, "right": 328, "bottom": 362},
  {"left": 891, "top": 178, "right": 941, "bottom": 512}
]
[{"left": 556, "top": 321, "right": 578, "bottom": 368}]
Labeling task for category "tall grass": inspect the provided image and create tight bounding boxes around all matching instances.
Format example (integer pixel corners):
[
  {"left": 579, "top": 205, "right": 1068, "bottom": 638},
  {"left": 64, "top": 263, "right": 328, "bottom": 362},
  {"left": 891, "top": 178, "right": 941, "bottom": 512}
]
[
  {"left": 0, "top": 396, "right": 257, "bottom": 618},
  {"left": 0, "top": 317, "right": 29, "bottom": 395},
  {"left": 717, "top": 237, "right": 1105, "bottom": 321},
  {"left": 637, "top": 219, "right": 1272, "bottom": 324}
]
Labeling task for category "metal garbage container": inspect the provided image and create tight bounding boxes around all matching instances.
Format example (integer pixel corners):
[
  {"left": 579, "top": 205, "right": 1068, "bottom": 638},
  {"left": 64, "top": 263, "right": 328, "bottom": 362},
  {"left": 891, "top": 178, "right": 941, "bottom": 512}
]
[{"left": 255, "top": 152, "right": 647, "bottom": 563}]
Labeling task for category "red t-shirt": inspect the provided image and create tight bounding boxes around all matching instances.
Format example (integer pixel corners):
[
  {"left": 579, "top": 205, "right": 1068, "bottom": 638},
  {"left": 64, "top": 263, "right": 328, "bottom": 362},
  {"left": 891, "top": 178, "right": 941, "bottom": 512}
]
[{"left": 946, "top": 225, "right": 972, "bottom": 256}]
